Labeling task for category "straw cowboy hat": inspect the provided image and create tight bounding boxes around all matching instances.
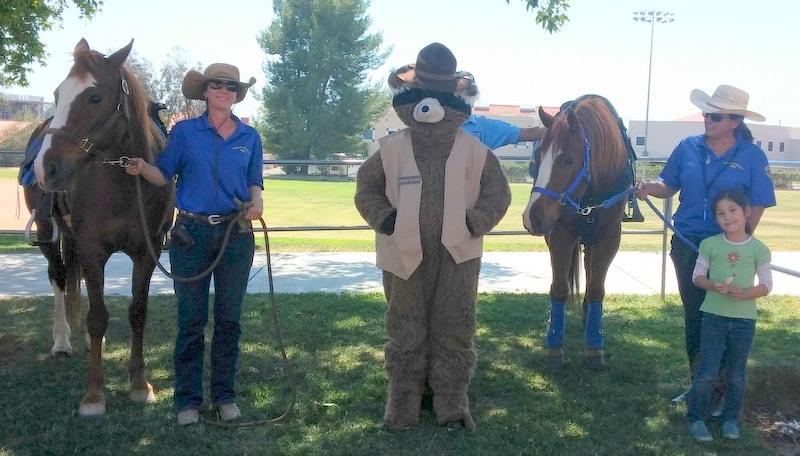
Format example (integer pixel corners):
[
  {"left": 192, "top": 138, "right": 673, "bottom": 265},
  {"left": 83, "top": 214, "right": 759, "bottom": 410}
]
[
  {"left": 182, "top": 63, "right": 256, "bottom": 104},
  {"left": 392, "top": 43, "right": 472, "bottom": 93},
  {"left": 689, "top": 84, "right": 765, "bottom": 122}
]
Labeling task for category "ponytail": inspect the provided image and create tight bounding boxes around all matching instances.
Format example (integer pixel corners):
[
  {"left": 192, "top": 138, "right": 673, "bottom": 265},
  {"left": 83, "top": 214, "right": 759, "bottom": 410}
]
[{"left": 731, "top": 115, "right": 754, "bottom": 142}]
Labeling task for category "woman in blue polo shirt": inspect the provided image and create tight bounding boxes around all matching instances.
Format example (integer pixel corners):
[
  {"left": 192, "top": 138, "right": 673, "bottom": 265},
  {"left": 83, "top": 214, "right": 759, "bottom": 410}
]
[
  {"left": 126, "top": 63, "right": 264, "bottom": 426},
  {"left": 634, "top": 84, "right": 775, "bottom": 407}
]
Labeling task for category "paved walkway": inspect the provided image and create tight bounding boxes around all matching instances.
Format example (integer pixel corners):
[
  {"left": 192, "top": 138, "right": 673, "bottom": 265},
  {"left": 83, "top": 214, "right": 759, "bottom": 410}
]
[{"left": 1, "top": 251, "right": 797, "bottom": 297}]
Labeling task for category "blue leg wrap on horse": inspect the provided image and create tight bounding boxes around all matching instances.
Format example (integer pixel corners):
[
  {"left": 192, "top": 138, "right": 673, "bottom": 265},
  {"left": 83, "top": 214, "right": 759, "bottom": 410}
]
[
  {"left": 585, "top": 301, "right": 604, "bottom": 349},
  {"left": 546, "top": 300, "right": 566, "bottom": 348}
]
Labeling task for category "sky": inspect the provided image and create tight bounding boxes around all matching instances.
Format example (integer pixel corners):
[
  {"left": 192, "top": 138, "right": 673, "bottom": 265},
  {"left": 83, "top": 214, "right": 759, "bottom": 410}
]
[{"left": 7, "top": 0, "right": 800, "bottom": 127}]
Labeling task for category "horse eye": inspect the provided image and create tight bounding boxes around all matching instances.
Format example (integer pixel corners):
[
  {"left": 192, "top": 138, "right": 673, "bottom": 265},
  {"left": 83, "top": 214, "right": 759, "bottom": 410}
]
[{"left": 89, "top": 94, "right": 102, "bottom": 104}]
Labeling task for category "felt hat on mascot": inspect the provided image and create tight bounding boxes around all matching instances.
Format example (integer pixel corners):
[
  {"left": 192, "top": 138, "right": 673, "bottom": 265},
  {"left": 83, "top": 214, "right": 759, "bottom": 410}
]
[
  {"left": 393, "top": 43, "right": 472, "bottom": 93},
  {"left": 689, "top": 84, "right": 765, "bottom": 122},
  {"left": 182, "top": 63, "right": 256, "bottom": 104}
]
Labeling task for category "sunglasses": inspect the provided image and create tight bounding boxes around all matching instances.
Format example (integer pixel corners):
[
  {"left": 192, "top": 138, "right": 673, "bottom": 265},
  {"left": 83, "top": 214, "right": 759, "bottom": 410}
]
[
  {"left": 207, "top": 80, "right": 240, "bottom": 93},
  {"left": 703, "top": 112, "right": 734, "bottom": 122}
]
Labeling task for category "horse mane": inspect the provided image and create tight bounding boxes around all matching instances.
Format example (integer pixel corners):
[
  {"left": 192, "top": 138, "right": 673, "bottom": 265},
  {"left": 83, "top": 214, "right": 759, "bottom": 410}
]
[
  {"left": 571, "top": 96, "right": 629, "bottom": 188},
  {"left": 70, "top": 43, "right": 164, "bottom": 162}
]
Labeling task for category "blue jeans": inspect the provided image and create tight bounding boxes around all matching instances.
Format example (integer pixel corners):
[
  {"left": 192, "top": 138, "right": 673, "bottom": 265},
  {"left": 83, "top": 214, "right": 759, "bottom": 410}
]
[
  {"left": 171, "top": 217, "right": 254, "bottom": 411},
  {"left": 686, "top": 313, "right": 755, "bottom": 423},
  {"left": 669, "top": 235, "right": 706, "bottom": 373}
]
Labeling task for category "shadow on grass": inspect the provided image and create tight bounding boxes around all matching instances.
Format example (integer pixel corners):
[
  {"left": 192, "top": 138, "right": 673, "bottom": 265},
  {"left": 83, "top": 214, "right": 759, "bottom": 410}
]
[{"left": 1, "top": 292, "right": 798, "bottom": 455}]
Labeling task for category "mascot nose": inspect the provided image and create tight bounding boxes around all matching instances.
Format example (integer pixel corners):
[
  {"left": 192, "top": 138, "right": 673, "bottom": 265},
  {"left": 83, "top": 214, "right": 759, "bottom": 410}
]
[{"left": 413, "top": 97, "right": 445, "bottom": 123}]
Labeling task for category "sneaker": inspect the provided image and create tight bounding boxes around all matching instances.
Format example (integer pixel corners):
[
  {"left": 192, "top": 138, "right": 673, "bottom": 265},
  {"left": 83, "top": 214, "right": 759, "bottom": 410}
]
[
  {"left": 671, "top": 388, "right": 689, "bottom": 405},
  {"left": 217, "top": 403, "right": 241, "bottom": 421},
  {"left": 177, "top": 409, "right": 199, "bottom": 426},
  {"left": 722, "top": 420, "right": 740, "bottom": 439},
  {"left": 688, "top": 421, "right": 713, "bottom": 442}
]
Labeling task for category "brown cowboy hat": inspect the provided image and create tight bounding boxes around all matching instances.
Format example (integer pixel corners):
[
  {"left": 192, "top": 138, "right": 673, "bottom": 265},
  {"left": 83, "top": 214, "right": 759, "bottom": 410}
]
[
  {"left": 689, "top": 84, "right": 765, "bottom": 122},
  {"left": 182, "top": 63, "right": 256, "bottom": 103},
  {"left": 392, "top": 43, "right": 472, "bottom": 93}
]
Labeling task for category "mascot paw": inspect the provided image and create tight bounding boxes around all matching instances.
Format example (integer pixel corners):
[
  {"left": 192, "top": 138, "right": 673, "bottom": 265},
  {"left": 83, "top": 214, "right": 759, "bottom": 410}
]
[{"left": 384, "top": 414, "right": 420, "bottom": 432}]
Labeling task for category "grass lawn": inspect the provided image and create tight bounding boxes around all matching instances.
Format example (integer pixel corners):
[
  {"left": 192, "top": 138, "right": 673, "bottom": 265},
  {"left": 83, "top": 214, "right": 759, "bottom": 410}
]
[{"left": 1, "top": 292, "right": 799, "bottom": 455}]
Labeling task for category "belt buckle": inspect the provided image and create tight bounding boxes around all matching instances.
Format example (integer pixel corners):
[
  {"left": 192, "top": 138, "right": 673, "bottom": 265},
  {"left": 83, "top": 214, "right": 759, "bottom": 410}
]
[{"left": 207, "top": 214, "right": 222, "bottom": 225}]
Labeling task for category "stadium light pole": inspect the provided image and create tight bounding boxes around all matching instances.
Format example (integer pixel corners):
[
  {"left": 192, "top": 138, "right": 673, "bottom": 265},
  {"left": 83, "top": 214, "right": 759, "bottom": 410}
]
[{"left": 633, "top": 10, "right": 674, "bottom": 158}]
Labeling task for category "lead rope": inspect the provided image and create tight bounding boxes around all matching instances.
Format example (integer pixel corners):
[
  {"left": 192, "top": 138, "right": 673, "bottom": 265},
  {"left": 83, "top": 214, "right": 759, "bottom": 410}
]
[
  {"left": 133, "top": 175, "right": 298, "bottom": 426},
  {"left": 641, "top": 196, "right": 699, "bottom": 253}
]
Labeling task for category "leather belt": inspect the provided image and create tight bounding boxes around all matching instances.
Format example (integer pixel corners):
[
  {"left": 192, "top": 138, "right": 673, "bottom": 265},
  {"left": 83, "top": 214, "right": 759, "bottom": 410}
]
[{"left": 177, "top": 209, "right": 238, "bottom": 225}]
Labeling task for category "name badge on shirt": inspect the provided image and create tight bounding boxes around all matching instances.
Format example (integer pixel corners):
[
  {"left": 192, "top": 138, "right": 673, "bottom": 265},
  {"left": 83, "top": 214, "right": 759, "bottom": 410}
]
[{"left": 398, "top": 175, "right": 421, "bottom": 186}]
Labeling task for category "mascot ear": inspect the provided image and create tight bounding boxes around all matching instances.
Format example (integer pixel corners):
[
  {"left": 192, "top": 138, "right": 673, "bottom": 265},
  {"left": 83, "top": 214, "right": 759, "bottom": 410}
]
[{"left": 388, "top": 72, "right": 406, "bottom": 94}]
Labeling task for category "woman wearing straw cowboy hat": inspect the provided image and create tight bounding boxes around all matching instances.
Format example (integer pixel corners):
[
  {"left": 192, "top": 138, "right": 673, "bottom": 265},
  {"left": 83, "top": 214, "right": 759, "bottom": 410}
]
[
  {"left": 634, "top": 84, "right": 775, "bottom": 431},
  {"left": 126, "top": 63, "right": 264, "bottom": 426}
]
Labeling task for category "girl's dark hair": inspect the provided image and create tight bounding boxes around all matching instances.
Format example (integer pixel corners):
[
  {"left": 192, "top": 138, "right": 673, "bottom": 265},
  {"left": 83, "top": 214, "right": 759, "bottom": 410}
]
[
  {"left": 730, "top": 115, "right": 754, "bottom": 142},
  {"left": 712, "top": 188, "right": 750, "bottom": 212}
]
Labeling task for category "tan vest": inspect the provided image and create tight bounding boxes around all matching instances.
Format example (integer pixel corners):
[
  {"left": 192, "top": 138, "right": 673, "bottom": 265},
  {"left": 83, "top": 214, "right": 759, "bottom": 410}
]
[{"left": 376, "top": 129, "right": 487, "bottom": 279}]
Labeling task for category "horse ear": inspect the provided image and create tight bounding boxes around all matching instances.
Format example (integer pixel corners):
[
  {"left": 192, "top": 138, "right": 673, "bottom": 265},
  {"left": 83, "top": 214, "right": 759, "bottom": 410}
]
[
  {"left": 74, "top": 38, "right": 90, "bottom": 54},
  {"left": 539, "top": 106, "right": 555, "bottom": 128},
  {"left": 106, "top": 39, "right": 134, "bottom": 69},
  {"left": 566, "top": 108, "right": 580, "bottom": 134}
]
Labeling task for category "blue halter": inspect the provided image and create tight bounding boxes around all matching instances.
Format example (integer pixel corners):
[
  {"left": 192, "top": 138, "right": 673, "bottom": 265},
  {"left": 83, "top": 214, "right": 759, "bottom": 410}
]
[
  {"left": 532, "top": 128, "right": 593, "bottom": 215},
  {"left": 531, "top": 125, "right": 636, "bottom": 217}
]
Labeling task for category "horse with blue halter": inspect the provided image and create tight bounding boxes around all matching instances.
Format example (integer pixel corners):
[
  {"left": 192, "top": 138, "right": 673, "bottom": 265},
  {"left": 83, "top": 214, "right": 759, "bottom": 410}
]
[
  {"left": 22, "top": 38, "right": 175, "bottom": 416},
  {"left": 522, "top": 95, "right": 637, "bottom": 370}
]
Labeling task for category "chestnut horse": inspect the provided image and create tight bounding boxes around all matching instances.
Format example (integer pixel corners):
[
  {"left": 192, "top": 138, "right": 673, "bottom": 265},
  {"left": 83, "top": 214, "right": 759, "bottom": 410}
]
[
  {"left": 523, "top": 95, "right": 636, "bottom": 370},
  {"left": 25, "top": 38, "right": 174, "bottom": 416}
]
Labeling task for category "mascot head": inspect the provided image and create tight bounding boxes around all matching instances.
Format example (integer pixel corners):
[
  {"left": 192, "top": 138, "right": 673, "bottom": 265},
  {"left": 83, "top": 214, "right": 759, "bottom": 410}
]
[{"left": 388, "top": 43, "right": 479, "bottom": 134}]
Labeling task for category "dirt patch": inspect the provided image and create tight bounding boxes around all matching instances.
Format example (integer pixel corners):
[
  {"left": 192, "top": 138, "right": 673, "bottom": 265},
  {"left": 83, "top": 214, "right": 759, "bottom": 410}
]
[
  {"left": 744, "top": 365, "right": 800, "bottom": 455},
  {"left": 0, "top": 334, "right": 31, "bottom": 374},
  {"left": 0, "top": 177, "right": 32, "bottom": 231}
]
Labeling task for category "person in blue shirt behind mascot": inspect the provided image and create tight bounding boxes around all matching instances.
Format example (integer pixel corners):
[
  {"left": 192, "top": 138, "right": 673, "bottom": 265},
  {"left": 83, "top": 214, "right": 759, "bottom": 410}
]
[
  {"left": 126, "top": 63, "right": 264, "bottom": 426},
  {"left": 457, "top": 71, "right": 545, "bottom": 150},
  {"left": 634, "top": 84, "right": 775, "bottom": 410}
]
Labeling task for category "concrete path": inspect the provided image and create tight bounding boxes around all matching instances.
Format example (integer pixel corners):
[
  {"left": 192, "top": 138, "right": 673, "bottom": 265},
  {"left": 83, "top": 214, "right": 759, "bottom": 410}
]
[{"left": 1, "top": 251, "right": 797, "bottom": 297}]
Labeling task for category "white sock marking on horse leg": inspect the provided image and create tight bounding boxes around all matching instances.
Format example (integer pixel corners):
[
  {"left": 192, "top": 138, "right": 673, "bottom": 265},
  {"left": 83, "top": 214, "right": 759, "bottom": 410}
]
[{"left": 51, "top": 283, "right": 73, "bottom": 356}]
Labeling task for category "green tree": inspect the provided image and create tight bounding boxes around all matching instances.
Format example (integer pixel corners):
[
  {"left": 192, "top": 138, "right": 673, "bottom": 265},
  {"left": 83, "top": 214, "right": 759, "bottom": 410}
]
[
  {"left": 257, "top": 0, "right": 390, "bottom": 171},
  {"left": 126, "top": 47, "right": 204, "bottom": 130},
  {"left": 155, "top": 47, "right": 204, "bottom": 124},
  {"left": 125, "top": 51, "right": 159, "bottom": 100},
  {"left": 514, "top": 0, "right": 570, "bottom": 33},
  {"left": 0, "top": 0, "right": 101, "bottom": 87}
]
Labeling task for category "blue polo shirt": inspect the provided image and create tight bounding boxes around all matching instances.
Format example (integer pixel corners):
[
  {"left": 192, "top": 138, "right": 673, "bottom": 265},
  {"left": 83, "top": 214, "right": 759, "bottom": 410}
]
[
  {"left": 660, "top": 133, "right": 776, "bottom": 239},
  {"left": 461, "top": 114, "right": 521, "bottom": 150},
  {"left": 155, "top": 113, "right": 264, "bottom": 214}
]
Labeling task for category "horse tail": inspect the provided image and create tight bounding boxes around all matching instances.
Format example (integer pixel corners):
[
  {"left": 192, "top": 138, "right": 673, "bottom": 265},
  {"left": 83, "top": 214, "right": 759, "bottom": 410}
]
[
  {"left": 63, "top": 236, "right": 82, "bottom": 331},
  {"left": 567, "top": 243, "right": 581, "bottom": 305}
]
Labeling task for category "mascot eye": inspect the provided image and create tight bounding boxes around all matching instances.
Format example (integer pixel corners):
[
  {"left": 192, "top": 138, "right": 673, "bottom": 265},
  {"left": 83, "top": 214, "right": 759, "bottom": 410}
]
[{"left": 421, "top": 106, "right": 429, "bottom": 113}]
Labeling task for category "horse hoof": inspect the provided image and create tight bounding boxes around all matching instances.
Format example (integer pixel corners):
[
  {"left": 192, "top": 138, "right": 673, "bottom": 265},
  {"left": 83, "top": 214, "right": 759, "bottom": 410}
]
[
  {"left": 51, "top": 349, "right": 72, "bottom": 358},
  {"left": 130, "top": 383, "right": 156, "bottom": 403},
  {"left": 79, "top": 402, "right": 106, "bottom": 417},
  {"left": 545, "top": 356, "right": 564, "bottom": 369},
  {"left": 586, "top": 355, "right": 607, "bottom": 371}
]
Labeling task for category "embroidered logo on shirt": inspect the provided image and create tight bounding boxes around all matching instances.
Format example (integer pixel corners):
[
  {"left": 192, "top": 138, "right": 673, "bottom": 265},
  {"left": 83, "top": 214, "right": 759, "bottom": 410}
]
[
  {"left": 398, "top": 175, "right": 421, "bottom": 185},
  {"left": 727, "top": 251, "right": 740, "bottom": 275},
  {"left": 233, "top": 146, "right": 250, "bottom": 154}
]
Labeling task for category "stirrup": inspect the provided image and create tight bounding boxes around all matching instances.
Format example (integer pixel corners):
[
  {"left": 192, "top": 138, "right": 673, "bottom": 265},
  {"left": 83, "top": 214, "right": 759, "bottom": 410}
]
[{"left": 24, "top": 209, "right": 59, "bottom": 245}]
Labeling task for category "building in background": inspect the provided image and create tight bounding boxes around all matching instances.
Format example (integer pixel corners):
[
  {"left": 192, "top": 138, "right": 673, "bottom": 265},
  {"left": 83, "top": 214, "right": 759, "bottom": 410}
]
[{"left": 0, "top": 93, "right": 52, "bottom": 120}]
